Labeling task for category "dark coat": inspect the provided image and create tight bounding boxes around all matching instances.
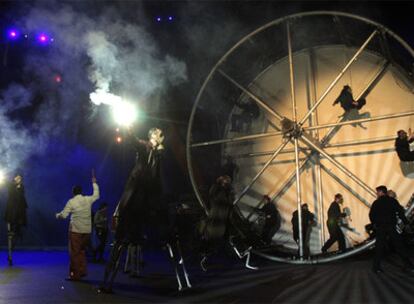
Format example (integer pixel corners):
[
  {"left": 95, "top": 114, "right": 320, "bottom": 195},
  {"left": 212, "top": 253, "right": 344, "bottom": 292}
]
[
  {"left": 292, "top": 209, "right": 314, "bottom": 242},
  {"left": 115, "top": 137, "right": 164, "bottom": 242},
  {"left": 204, "top": 183, "right": 234, "bottom": 242},
  {"left": 327, "top": 201, "right": 346, "bottom": 227},
  {"left": 4, "top": 183, "right": 27, "bottom": 226},
  {"left": 369, "top": 195, "right": 407, "bottom": 229},
  {"left": 333, "top": 88, "right": 366, "bottom": 111},
  {"left": 395, "top": 137, "right": 414, "bottom": 161}
]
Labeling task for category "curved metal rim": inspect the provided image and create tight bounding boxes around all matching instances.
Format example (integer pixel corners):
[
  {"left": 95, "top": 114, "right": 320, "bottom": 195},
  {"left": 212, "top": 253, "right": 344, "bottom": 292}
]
[{"left": 186, "top": 11, "right": 414, "bottom": 263}]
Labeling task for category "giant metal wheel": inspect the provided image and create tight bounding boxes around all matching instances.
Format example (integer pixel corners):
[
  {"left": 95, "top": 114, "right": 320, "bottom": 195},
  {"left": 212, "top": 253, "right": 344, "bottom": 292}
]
[{"left": 186, "top": 11, "right": 414, "bottom": 264}]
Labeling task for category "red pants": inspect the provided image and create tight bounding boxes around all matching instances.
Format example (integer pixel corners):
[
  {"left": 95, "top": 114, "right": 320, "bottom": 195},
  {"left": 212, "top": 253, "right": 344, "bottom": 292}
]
[{"left": 68, "top": 231, "right": 90, "bottom": 280}]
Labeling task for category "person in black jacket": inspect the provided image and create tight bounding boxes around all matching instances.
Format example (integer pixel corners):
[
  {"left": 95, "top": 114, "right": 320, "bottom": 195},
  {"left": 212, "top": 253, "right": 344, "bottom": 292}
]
[
  {"left": 200, "top": 175, "right": 234, "bottom": 270},
  {"left": 321, "top": 193, "right": 347, "bottom": 253},
  {"left": 395, "top": 129, "right": 414, "bottom": 162},
  {"left": 259, "top": 195, "right": 280, "bottom": 245},
  {"left": 369, "top": 185, "right": 414, "bottom": 274},
  {"left": 332, "top": 85, "right": 366, "bottom": 112},
  {"left": 4, "top": 173, "right": 28, "bottom": 266},
  {"left": 292, "top": 204, "right": 315, "bottom": 258}
]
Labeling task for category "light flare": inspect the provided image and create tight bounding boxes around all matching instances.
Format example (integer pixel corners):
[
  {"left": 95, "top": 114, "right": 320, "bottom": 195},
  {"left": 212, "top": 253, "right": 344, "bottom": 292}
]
[{"left": 90, "top": 90, "right": 138, "bottom": 127}]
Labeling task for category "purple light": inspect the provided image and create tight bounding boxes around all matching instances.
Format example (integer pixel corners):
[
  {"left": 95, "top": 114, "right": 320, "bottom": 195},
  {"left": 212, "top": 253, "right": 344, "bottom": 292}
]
[
  {"left": 168, "top": 16, "right": 173, "bottom": 21},
  {"left": 7, "top": 29, "right": 20, "bottom": 40},
  {"left": 156, "top": 16, "right": 162, "bottom": 22},
  {"left": 37, "top": 33, "right": 50, "bottom": 44}
]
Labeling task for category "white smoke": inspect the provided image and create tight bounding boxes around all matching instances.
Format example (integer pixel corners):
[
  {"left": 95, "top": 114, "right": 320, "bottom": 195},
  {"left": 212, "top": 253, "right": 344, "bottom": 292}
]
[{"left": 0, "top": 2, "right": 187, "bottom": 174}]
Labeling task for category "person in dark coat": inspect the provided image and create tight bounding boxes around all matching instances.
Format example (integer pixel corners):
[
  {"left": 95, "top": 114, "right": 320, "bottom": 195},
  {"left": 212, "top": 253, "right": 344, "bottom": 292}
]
[
  {"left": 332, "top": 85, "right": 366, "bottom": 112},
  {"left": 200, "top": 175, "right": 234, "bottom": 270},
  {"left": 321, "top": 193, "right": 347, "bottom": 253},
  {"left": 369, "top": 185, "right": 414, "bottom": 274},
  {"left": 115, "top": 127, "right": 165, "bottom": 244},
  {"left": 292, "top": 204, "right": 315, "bottom": 258},
  {"left": 100, "top": 127, "right": 169, "bottom": 292},
  {"left": 94, "top": 202, "right": 108, "bottom": 262},
  {"left": 4, "top": 173, "right": 28, "bottom": 265},
  {"left": 259, "top": 195, "right": 280, "bottom": 245},
  {"left": 395, "top": 129, "right": 414, "bottom": 162}
]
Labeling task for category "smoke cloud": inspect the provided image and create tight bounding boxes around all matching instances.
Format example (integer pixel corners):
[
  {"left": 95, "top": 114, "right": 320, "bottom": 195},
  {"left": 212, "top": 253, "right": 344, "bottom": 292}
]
[{"left": 0, "top": 1, "right": 187, "bottom": 175}]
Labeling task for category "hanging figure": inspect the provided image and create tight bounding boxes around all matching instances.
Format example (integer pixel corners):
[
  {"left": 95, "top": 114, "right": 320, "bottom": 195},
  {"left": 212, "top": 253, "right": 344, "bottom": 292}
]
[
  {"left": 4, "top": 173, "right": 28, "bottom": 266},
  {"left": 395, "top": 129, "right": 414, "bottom": 162},
  {"left": 332, "top": 85, "right": 366, "bottom": 112},
  {"left": 291, "top": 203, "right": 315, "bottom": 258},
  {"left": 99, "top": 127, "right": 191, "bottom": 293}
]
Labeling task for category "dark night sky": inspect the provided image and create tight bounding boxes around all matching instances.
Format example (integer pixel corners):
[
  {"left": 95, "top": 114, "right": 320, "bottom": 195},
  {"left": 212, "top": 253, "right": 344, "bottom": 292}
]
[{"left": 0, "top": 1, "right": 412, "bottom": 247}]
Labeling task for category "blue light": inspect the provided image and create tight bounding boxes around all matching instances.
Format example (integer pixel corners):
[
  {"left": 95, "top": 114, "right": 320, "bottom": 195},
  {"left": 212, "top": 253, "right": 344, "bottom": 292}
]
[
  {"left": 156, "top": 16, "right": 162, "bottom": 22},
  {"left": 7, "top": 28, "right": 20, "bottom": 40},
  {"left": 168, "top": 16, "right": 173, "bottom": 21}
]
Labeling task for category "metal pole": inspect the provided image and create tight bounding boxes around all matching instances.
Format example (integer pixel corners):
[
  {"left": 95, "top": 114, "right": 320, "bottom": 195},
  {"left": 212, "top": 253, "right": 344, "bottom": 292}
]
[
  {"left": 191, "top": 130, "right": 282, "bottom": 148},
  {"left": 300, "top": 134, "right": 377, "bottom": 198},
  {"left": 287, "top": 21, "right": 304, "bottom": 258},
  {"left": 307, "top": 48, "right": 326, "bottom": 246},
  {"left": 327, "top": 135, "right": 395, "bottom": 149},
  {"left": 233, "top": 139, "right": 289, "bottom": 206},
  {"left": 218, "top": 69, "right": 285, "bottom": 121},
  {"left": 234, "top": 134, "right": 395, "bottom": 159},
  {"left": 306, "top": 110, "right": 414, "bottom": 132},
  {"left": 299, "top": 30, "right": 378, "bottom": 125}
]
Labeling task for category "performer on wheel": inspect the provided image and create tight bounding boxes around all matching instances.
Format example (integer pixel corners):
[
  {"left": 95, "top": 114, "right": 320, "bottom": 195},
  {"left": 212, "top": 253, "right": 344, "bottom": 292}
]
[
  {"left": 332, "top": 85, "right": 366, "bottom": 112},
  {"left": 395, "top": 129, "right": 414, "bottom": 162}
]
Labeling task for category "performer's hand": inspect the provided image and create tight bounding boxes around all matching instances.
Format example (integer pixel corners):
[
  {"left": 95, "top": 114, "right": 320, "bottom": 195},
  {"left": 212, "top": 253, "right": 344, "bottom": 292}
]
[{"left": 55, "top": 213, "right": 61, "bottom": 219}]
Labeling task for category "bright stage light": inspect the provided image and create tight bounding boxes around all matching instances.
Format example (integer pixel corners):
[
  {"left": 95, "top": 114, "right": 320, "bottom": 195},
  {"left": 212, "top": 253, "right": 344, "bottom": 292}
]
[
  {"left": 37, "top": 33, "right": 51, "bottom": 44},
  {"left": 0, "top": 170, "right": 5, "bottom": 185},
  {"left": 7, "top": 28, "right": 20, "bottom": 40},
  {"left": 112, "top": 100, "right": 138, "bottom": 127},
  {"left": 90, "top": 90, "right": 138, "bottom": 127}
]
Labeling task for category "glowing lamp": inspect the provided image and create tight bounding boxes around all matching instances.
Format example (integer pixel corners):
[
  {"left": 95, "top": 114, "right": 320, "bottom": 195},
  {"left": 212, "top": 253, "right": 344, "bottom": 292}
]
[
  {"left": 168, "top": 16, "right": 174, "bottom": 21},
  {"left": 116, "top": 136, "right": 123, "bottom": 143},
  {"left": 156, "top": 17, "right": 162, "bottom": 22}
]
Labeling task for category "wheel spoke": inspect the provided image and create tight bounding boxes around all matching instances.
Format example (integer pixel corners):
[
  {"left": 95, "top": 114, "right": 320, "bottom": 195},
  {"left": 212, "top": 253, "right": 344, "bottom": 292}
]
[
  {"left": 306, "top": 109, "right": 414, "bottom": 132},
  {"left": 233, "top": 138, "right": 290, "bottom": 206},
  {"left": 191, "top": 130, "right": 282, "bottom": 148},
  {"left": 319, "top": 163, "right": 372, "bottom": 208},
  {"left": 218, "top": 69, "right": 285, "bottom": 121},
  {"left": 300, "top": 133, "right": 376, "bottom": 198}
]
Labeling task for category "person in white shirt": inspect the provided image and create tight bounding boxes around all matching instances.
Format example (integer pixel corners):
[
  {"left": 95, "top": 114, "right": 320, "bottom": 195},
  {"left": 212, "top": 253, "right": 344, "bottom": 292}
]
[{"left": 56, "top": 174, "right": 99, "bottom": 281}]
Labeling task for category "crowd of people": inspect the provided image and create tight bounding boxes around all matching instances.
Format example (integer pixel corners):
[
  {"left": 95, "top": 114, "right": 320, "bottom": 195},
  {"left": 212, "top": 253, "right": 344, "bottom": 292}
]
[{"left": 4, "top": 106, "right": 414, "bottom": 286}]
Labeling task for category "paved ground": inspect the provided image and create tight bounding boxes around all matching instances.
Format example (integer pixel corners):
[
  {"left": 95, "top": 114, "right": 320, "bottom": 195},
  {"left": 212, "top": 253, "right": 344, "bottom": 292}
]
[{"left": 0, "top": 249, "right": 414, "bottom": 303}]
